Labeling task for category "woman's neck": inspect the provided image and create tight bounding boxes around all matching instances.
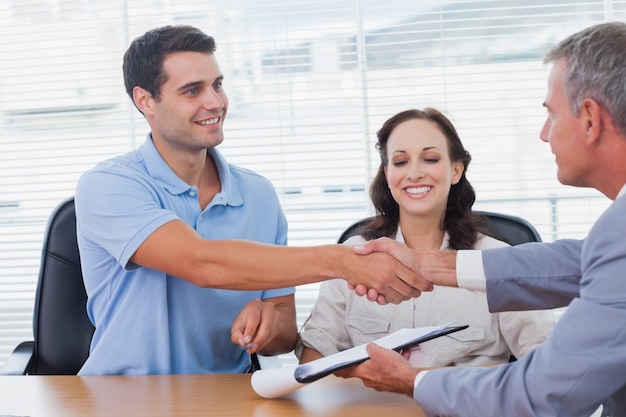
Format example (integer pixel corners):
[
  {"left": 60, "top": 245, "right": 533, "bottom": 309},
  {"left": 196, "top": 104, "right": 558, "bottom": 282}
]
[{"left": 398, "top": 214, "right": 446, "bottom": 251}]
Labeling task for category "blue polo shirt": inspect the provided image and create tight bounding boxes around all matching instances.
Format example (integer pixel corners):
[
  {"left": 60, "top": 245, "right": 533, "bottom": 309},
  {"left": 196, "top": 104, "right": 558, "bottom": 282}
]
[{"left": 75, "top": 134, "right": 293, "bottom": 375}]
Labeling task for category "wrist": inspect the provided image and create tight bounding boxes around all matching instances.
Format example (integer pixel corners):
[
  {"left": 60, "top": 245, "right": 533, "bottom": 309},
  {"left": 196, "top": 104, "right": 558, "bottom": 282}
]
[
  {"left": 331, "top": 244, "right": 354, "bottom": 281},
  {"left": 423, "top": 250, "right": 458, "bottom": 287}
]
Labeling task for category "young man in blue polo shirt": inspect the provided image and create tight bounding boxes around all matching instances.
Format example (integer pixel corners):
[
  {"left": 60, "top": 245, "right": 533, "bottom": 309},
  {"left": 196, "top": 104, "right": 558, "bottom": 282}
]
[{"left": 75, "top": 25, "right": 431, "bottom": 375}]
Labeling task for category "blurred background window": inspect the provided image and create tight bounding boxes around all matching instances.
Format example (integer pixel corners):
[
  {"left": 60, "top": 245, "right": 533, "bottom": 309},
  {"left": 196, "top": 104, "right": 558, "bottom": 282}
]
[{"left": 1, "top": 0, "right": 624, "bottom": 367}]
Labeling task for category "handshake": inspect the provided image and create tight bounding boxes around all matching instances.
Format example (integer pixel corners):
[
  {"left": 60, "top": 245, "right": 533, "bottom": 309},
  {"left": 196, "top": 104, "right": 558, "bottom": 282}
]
[{"left": 344, "top": 237, "right": 459, "bottom": 305}]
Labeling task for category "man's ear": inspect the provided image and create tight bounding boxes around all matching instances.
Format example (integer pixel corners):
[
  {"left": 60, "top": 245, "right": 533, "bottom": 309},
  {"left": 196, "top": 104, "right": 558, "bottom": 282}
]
[
  {"left": 132, "top": 86, "right": 154, "bottom": 116},
  {"left": 580, "top": 98, "right": 603, "bottom": 145}
]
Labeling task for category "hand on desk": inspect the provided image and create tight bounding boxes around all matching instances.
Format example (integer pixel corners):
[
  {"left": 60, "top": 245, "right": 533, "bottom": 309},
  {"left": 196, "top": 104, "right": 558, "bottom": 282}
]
[{"left": 339, "top": 343, "right": 420, "bottom": 398}]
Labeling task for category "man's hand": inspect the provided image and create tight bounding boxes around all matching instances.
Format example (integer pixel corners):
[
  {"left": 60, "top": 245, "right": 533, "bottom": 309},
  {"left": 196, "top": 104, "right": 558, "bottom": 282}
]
[
  {"left": 341, "top": 247, "right": 434, "bottom": 305},
  {"left": 337, "top": 343, "right": 420, "bottom": 397},
  {"left": 355, "top": 237, "right": 427, "bottom": 275},
  {"left": 231, "top": 296, "right": 297, "bottom": 356},
  {"left": 350, "top": 238, "right": 459, "bottom": 303}
]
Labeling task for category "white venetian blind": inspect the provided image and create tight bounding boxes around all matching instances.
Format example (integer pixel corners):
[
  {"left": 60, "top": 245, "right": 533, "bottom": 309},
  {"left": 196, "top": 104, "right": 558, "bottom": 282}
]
[{"left": 0, "top": 0, "right": 624, "bottom": 368}]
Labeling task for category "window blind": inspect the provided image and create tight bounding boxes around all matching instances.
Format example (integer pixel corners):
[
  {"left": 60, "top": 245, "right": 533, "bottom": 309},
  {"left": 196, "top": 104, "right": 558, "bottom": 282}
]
[{"left": 0, "top": 0, "right": 624, "bottom": 368}]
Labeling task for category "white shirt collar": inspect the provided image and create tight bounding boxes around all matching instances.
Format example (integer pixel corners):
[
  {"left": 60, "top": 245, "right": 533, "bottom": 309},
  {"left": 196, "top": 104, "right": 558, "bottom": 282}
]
[{"left": 394, "top": 226, "right": 449, "bottom": 249}]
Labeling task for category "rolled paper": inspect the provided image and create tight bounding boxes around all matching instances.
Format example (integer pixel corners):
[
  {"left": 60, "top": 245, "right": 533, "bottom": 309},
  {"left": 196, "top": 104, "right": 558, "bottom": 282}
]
[{"left": 251, "top": 366, "right": 306, "bottom": 398}]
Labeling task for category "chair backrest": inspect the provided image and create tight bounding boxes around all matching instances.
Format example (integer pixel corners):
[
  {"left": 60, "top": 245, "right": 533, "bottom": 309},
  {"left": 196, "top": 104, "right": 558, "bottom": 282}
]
[
  {"left": 31, "top": 197, "right": 94, "bottom": 374},
  {"left": 338, "top": 211, "right": 542, "bottom": 245},
  {"left": 474, "top": 211, "right": 542, "bottom": 245}
]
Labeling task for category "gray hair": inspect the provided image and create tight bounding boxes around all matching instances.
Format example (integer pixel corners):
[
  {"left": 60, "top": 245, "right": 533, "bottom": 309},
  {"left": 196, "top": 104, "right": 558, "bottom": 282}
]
[{"left": 544, "top": 21, "right": 626, "bottom": 137}]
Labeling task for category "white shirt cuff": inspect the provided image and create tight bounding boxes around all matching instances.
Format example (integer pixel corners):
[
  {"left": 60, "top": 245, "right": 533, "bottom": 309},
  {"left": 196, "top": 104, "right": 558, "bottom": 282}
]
[
  {"left": 413, "top": 370, "right": 428, "bottom": 398},
  {"left": 456, "top": 250, "right": 487, "bottom": 291}
]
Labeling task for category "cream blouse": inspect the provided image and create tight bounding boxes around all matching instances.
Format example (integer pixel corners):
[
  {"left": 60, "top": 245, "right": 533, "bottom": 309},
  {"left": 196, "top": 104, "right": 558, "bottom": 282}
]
[{"left": 296, "top": 230, "right": 556, "bottom": 367}]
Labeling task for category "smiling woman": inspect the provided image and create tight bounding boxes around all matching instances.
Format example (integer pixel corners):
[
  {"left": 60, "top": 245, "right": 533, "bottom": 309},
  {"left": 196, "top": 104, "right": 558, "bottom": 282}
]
[
  {"left": 384, "top": 117, "right": 464, "bottom": 223},
  {"left": 0, "top": 0, "right": 621, "bottom": 369},
  {"left": 296, "top": 107, "right": 557, "bottom": 368}
]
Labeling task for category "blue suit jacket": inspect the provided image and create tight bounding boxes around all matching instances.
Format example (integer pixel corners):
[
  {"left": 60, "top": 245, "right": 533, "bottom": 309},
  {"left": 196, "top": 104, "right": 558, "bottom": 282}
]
[{"left": 415, "top": 193, "right": 626, "bottom": 417}]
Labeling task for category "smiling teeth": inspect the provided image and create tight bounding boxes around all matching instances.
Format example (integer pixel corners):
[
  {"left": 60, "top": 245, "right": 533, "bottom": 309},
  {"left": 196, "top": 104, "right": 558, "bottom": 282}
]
[
  {"left": 197, "top": 117, "right": 219, "bottom": 125},
  {"left": 406, "top": 186, "right": 431, "bottom": 195}
]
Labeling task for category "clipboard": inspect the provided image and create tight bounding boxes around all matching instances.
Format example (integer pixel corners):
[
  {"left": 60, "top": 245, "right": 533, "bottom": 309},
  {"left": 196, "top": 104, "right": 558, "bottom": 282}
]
[{"left": 294, "top": 323, "right": 468, "bottom": 383}]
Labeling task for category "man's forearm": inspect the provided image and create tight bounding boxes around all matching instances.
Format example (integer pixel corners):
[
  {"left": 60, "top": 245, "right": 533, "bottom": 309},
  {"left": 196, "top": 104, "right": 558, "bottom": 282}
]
[{"left": 134, "top": 221, "right": 430, "bottom": 304}]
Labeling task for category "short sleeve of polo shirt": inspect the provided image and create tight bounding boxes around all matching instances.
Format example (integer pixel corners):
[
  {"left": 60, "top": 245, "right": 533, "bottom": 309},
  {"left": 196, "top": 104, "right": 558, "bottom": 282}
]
[{"left": 75, "top": 158, "right": 179, "bottom": 270}]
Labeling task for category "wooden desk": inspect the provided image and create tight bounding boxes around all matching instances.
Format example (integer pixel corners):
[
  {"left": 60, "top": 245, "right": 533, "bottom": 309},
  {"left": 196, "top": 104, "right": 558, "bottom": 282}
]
[{"left": 0, "top": 373, "right": 425, "bottom": 417}]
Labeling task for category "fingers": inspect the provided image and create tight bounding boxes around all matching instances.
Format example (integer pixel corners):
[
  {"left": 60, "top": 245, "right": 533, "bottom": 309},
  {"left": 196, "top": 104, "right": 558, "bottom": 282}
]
[
  {"left": 353, "top": 237, "right": 422, "bottom": 277},
  {"left": 375, "top": 294, "right": 387, "bottom": 305},
  {"left": 334, "top": 364, "right": 358, "bottom": 379},
  {"left": 352, "top": 237, "right": 393, "bottom": 256},
  {"left": 349, "top": 238, "right": 435, "bottom": 304},
  {"left": 354, "top": 284, "right": 368, "bottom": 296},
  {"left": 231, "top": 299, "right": 278, "bottom": 353},
  {"left": 348, "top": 275, "right": 408, "bottom": 305},
  {"left": 349, "top": 283, "right": 387, "bottom": 304},
  {"left": 231, "top": 302, "right": 256, "bottom": 351},
  {"left": 366, "top": 288, "right": 380, "bottom": 302},
  {"left": 351, "top": 343, "right": 418, "bottom": 397},
  {"left": 352, "top": 241, "right": 375, "bottom": 255},
  {"left": 366, "top": 342, "right": 398, "bottom": 359},
  {"left": 372, "top": 255, "right": 429, "bottom": 304}
]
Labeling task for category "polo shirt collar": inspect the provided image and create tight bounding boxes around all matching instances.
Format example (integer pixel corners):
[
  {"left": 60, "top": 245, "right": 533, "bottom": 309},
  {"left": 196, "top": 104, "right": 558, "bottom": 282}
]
[
  {"left": 210, "top": 146, "right": 244, "bottom": 207},
  {"left": 138, "top": 134, "right": 243, "bottom": 207}
]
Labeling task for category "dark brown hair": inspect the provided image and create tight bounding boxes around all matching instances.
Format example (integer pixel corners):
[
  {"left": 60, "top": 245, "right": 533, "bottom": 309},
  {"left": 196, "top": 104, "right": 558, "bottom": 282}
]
[{"left": 123, "top": 25, "right": 216, "bottom": 106}]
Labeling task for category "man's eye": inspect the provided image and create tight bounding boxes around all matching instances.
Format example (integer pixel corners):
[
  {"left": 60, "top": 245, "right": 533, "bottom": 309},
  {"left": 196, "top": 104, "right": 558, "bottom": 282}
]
[
  {"left": 187, "top": 88, "right": 199, "bottom": 95},
  {"left": 213, "top": 82, "right": 222, "bottom": 90}
]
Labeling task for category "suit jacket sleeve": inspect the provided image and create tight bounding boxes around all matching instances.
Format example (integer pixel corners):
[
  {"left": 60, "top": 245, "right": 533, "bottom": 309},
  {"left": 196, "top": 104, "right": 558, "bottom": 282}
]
[
  {"left": 482, "top": 240, "right": 582, "bottom": 311},
  {"left": 414, "top": 195, "right": 626, "bottom": 417}
]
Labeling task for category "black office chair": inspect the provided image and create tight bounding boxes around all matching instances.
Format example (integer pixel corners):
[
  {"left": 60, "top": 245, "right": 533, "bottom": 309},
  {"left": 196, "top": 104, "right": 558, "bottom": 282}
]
[
  {"left": 474, "top": 211, "right": 542, "bottom": 245},
  {"left": 338, "top": 211, "right": 542, "bottom": 245},
  {"left": 0, "top": 197, "right": 266, "bottom": 375},
  {"left": 1, "top": 197, "right": 95, "bottom": 375}
]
